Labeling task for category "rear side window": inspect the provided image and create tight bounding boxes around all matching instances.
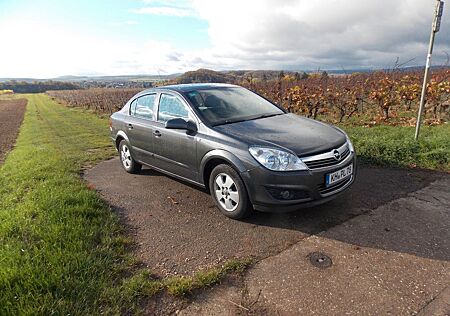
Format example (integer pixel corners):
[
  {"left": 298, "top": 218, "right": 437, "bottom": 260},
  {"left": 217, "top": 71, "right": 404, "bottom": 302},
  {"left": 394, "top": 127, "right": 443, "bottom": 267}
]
[
  {"left": 132, "top": 94, "right": 156, "bottom": 119},
  {"left": 158, "top": 94, "right": 190, "bottom": 123}
]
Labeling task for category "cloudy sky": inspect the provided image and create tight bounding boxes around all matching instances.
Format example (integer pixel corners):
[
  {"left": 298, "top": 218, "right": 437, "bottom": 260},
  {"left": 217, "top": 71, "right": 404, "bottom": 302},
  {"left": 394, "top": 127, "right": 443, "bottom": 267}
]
[{"left": 0, "top": 0, "right": 449, "bottom": 78}]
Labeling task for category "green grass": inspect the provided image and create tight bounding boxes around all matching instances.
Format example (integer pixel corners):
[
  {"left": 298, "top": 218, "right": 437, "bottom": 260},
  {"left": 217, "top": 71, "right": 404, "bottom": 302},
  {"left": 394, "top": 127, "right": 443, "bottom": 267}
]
[
  {"left": 165, "top": 258, "right": 253, "bottom": 296},
  {"left": 99, "top": 258, "right": 253, "bottom": 313},
  {"left": 342, "top": 123, "right": 450, "bottom": 171},
  {"left": 100, "top": 258, "right": 253, "bottom": 313},
  {"left": 0, "top": 94, "right": 253, "bottom": 315},
  {"left": 0, "top": 94, "right": 123, "bottom": 315}
]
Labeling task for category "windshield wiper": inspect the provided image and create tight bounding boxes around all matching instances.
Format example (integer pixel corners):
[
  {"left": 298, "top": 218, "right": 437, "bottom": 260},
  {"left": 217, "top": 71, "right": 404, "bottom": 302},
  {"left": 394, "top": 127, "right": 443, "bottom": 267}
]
[
  {"left": 213, "top": 118, "right": 250, "bottom": 126},
  {"left": 249, "top": 112, "right": 284, "bottom": 120},
  {"left": 213, "top": 112, "right": 284, "bottom": 126}
]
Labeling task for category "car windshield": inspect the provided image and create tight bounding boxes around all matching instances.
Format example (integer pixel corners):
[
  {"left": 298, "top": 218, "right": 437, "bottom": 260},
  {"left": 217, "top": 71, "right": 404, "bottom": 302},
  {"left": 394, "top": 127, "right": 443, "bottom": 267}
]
[{"left": 184, "top": 87, "right": 284, "bottom": 126}]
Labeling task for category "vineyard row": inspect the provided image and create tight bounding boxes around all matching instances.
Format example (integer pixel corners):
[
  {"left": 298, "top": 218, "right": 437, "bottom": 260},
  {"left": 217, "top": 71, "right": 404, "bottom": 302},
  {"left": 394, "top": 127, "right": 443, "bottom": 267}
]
[{"left": 47, "top": 69, "right": 450, "bottom": 126}]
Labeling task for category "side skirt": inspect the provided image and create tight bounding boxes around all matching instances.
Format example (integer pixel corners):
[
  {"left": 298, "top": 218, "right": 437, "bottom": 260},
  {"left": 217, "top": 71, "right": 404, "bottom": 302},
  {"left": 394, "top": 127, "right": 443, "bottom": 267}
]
[{"left": 137, "top": 160, "right": 206, "bottom": 190}]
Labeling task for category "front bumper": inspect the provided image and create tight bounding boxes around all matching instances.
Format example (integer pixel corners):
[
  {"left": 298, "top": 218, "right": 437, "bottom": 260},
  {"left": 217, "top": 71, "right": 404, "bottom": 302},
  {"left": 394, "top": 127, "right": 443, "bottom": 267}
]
[{"left": 240, "top": 152, "right": 357, "bottom": 212}]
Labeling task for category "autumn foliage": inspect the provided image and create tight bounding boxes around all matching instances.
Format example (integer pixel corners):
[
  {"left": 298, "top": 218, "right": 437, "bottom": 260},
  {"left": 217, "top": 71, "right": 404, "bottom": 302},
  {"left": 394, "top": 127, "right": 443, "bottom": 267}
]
[
  {"left": 241, "top": 68, "right": 449, "bottom": 126},
  {"left": 47, "top": 68, "right": 449, "bottom": 126},
  {"left": 47, "top": 88, "right": 141, "bottom": 114}
]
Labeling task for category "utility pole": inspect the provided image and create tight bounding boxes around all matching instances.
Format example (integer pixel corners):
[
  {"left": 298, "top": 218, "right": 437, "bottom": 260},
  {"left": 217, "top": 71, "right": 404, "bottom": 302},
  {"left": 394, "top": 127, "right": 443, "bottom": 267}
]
[{"left": 415, "top": 0, "right": 444, "bottom": 140}]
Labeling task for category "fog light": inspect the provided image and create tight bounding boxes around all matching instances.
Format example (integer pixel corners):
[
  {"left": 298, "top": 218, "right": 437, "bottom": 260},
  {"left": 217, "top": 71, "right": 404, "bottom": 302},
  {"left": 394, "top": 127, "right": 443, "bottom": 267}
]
[
  {"left": 266, "top": 187, "right": 310, "bottom": 200},
  {"left": 280, "top": 190, "right": 291, "bottom": 199}
]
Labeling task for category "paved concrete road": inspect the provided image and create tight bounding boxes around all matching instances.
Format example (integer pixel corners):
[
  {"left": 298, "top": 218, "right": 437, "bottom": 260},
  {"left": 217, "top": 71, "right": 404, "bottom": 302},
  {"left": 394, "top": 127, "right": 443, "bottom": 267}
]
[
  {"left": 180, "top": 177, "right": 450, "bottom": 315},
  {"left": 85, "top": 158, "right": 449, "bottom": 314},
  {"left": 84, "top": 158, "right": 446, "bottom": 277}
]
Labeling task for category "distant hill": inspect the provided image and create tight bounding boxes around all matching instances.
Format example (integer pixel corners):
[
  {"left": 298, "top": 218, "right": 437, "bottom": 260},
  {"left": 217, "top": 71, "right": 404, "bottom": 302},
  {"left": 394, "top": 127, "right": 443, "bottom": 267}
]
[
  {"left": 0, "top": 78, "right": 47, "bottom": 83},
  {"left": 2, "top": 65, "right": 441, "bottom": 86},
  {"left": 224, "top": 70, "right": 288, "bottom": 81},
  {"left": 175, "top": 69, "right": 233, "bottom": 84},
  {"left": 52, "top": 74, "right": 180, "bottom": 82}
]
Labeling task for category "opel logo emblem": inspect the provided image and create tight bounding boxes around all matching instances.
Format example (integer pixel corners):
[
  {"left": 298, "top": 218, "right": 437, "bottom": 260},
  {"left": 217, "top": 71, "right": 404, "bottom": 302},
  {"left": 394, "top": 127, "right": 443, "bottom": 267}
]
[{"left": 333, "top": 149, "right": 341, "bottom": 161}]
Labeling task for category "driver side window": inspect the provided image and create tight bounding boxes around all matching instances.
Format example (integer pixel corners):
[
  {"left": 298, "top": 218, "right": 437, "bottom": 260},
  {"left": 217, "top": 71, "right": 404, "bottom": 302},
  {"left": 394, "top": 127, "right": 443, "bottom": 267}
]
[{"left": 158, "top": 94, "right": 190, "bottom": 123}]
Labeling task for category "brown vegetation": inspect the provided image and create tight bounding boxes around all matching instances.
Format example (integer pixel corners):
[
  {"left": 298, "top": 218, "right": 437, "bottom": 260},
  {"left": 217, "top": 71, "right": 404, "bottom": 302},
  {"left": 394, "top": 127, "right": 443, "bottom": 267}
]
[
  {"left": 0, "top": 98, "right": 27, "bottom": 163},
  {"left": 47, "top": 88, "right": 141, "bottom": 114},
  {"left": 47, "top": 68, "right": 450, "bottom": 126},
  {"left": 239, "top": 68, "right": 449, "bottom": 126}
]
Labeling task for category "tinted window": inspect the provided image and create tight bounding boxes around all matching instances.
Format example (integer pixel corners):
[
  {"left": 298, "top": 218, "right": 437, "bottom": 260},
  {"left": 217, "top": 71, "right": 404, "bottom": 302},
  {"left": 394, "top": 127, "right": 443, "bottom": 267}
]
[
  {"left": 185, "top": 87, "right": 283, "bottom": 125},
  {"left": 134, "top": 94, "right": 155, "bottom": 119},
  {"left": 158, "top": 94, "right": 190, "bottom": 123}
]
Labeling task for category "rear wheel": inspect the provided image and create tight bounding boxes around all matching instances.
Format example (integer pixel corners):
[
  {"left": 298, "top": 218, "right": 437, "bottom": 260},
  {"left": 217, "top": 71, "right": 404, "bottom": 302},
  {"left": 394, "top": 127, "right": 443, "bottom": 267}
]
[
  {"left": 119, "top": 140, "right": 142, "bottom": 174},
  {"left": 209, "top": 164, "right": 252, "bottom": 219}
]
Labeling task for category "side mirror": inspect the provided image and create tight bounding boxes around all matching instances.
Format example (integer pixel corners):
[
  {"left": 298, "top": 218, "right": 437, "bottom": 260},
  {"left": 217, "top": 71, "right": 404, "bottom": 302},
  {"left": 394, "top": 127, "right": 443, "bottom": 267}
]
[{"left": 165, "top": 118, "right": 198, "bottom": 133}]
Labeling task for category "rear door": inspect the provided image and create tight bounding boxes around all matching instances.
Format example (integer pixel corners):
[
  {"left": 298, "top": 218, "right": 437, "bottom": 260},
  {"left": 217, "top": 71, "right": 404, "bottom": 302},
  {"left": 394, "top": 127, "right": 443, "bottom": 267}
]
[
  {"left": 151, "top": 93, "right": 199, "bottom": 181},
  {"left": 126, "top": 94, "right": 157, "bottom": 164}
]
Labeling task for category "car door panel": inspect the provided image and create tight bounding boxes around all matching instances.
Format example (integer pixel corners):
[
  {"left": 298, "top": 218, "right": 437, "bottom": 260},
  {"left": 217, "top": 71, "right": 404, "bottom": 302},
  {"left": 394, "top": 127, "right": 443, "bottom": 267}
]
[
  {"left": 125, "top": 94, "right": 157, "bottom": 164},
  {"left": 126, "top": 117, "right": 154, "bottom": 163},
  {"left": 152, "top": 93, "right": 199, "bottom": 181}
]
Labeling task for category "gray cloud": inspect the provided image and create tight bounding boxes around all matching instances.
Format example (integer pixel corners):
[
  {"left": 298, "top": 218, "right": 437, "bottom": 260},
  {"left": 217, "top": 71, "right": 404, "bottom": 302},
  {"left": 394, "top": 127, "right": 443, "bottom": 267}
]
[{"left": 191, "top": 0, "right": 450, "bottom": 70}]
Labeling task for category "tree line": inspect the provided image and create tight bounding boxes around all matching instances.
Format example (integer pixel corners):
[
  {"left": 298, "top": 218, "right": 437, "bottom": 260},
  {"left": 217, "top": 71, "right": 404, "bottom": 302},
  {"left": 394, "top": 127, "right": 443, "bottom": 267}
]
[{"left": 0, "top": 80, "right": 80, "bottom": 93}]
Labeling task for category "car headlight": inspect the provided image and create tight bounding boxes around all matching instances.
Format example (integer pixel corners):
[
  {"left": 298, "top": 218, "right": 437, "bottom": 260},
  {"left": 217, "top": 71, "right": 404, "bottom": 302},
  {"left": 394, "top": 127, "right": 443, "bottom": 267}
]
[
  {"left": 249, "top": 146, "right": 309, "bottom": 171},
  {"left": 346, "top": 135, "right": 354, "bottom": 153}
]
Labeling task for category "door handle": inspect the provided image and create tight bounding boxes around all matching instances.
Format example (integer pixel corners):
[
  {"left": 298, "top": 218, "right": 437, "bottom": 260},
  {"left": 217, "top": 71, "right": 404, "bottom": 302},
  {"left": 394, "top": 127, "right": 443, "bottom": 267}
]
[
  {"left": 153, "top": 130, "right": 161, "bottom": 137},
  {"left": 127, "top": 123, "right": 133, "bottom": 130}
]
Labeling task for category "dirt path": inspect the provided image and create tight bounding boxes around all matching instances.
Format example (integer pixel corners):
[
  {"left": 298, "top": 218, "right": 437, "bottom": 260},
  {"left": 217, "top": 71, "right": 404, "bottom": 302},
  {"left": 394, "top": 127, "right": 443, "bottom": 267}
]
[{"left": 0, "top": 98, "right": 27, "bottom": 164}]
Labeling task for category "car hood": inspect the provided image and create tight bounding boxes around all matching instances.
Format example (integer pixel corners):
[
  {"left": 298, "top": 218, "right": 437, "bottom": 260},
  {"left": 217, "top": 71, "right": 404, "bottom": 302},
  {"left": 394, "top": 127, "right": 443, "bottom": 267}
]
[{"left": 213, "top": 113, "right": 346, "bottom": 157}]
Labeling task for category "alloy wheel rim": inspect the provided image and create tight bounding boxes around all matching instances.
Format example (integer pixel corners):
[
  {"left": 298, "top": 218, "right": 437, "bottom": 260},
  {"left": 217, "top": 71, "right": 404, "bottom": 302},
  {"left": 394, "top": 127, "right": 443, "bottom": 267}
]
[
  {"left": 214, "top": 173, "right": 239, "bottom": 212},
  {"left": 121, "top": 145, "right": 132, "bottom": 169}
]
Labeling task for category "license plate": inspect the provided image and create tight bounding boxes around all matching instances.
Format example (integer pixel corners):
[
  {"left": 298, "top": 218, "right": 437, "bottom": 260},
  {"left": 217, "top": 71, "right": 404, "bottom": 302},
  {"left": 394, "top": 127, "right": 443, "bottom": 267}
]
[{"left": 326, "top": 164, "right": 353, "bottom": 187}]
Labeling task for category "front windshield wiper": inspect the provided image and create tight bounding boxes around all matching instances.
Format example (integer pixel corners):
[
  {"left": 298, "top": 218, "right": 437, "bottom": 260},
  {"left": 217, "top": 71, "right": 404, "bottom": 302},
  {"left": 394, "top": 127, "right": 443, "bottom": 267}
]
[
  {"left": 249, "top": 112, "right": 284, "bottom": 120},
  {"left": 213, "top": 118, "right": 250, "bottom": 126},
  {"left": 213, "top": 112, "right": 284, "bottom": 126}
]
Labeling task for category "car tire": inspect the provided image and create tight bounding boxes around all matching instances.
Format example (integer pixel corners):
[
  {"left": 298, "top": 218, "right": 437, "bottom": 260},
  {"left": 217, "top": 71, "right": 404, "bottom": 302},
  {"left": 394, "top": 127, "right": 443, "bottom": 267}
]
[
  {"left": 209, "top": 164, "right": 252, "bottom": 219},
  {"left": 119, "top": 140, "right": 142, "bottom": 174}
]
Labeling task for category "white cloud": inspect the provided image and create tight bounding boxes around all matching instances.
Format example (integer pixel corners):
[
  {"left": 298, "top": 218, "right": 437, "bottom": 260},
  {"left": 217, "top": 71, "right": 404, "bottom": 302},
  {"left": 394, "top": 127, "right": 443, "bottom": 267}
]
[
  {"left": 130, "top": 6, "right": 193, "bottom": 17},
  {"left": 2, "top": 0, "right": 449, "bottom": 77},
  {"left": 191, "top": 0, "right": 450, "bottom": 70},
  {"left": 142, "top": 0, "right": 192, "bottom": 6},
  {"left": 0, "top": 17, "right": 189, "bottom": 77}
]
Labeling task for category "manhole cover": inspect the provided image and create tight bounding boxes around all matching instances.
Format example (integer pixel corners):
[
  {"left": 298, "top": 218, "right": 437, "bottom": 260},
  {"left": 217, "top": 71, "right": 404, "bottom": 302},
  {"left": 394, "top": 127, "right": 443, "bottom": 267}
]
[{"left": 308, "top": 252, "right": 332, "bottom": 269}]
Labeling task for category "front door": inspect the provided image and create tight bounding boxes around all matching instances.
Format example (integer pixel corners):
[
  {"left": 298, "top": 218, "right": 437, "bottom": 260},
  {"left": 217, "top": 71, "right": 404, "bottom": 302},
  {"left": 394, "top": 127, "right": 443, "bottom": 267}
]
[{"left": 152, "top": 93, "right": 198, "bottom": 181}]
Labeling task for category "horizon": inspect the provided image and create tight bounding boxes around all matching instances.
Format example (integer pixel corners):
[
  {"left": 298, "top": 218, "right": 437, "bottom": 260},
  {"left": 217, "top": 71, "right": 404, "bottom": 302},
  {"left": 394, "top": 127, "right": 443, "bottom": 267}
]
[
  {"left": 3, "top": 65, "right": 448, "bottom": 82},
  {"left": 1, "top": 0, "right": 449, "bottom": 78},
  {"left": 0, "top": 68, "right": 375, "bottom": 81}
]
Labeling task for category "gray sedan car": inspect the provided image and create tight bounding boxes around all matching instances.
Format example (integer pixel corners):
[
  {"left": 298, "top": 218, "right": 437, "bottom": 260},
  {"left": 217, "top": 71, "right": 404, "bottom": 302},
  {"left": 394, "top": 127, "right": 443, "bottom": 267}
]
[{"left": 110, "top": 83, "right": 356, "bottom": 219}]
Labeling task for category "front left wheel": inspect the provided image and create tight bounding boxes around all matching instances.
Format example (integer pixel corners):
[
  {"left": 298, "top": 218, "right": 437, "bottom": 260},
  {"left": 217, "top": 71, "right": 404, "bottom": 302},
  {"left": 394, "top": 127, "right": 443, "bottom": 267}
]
[{"left": 119, "top": 140, "right": 142, "bottom": 174}]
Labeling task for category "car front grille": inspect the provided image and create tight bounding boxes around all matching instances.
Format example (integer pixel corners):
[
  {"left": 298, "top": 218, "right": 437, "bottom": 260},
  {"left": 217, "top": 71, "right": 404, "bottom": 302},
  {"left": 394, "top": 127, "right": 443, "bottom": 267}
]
[{"left": 301, "top": 142, "right": 350, "bottom": 170}]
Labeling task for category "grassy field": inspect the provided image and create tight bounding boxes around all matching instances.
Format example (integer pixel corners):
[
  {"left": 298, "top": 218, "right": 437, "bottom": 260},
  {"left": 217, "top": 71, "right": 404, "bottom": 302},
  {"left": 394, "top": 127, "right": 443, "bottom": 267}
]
[
  {"left": 0, "top": 94, "right": 251, "bottom": 315},
  {"left": 0, "top": 94, "right": 125, "bottom": 314},
  {"left": 344, "top": 124, "right": 450, "bottom": 171}
]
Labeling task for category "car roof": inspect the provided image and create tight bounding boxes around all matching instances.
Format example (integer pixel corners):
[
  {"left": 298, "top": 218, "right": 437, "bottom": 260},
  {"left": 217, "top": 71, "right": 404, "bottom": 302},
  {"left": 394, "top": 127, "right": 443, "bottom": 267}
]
[{"left": 140, "top": 83, "right": 239, "bottom": 94}]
